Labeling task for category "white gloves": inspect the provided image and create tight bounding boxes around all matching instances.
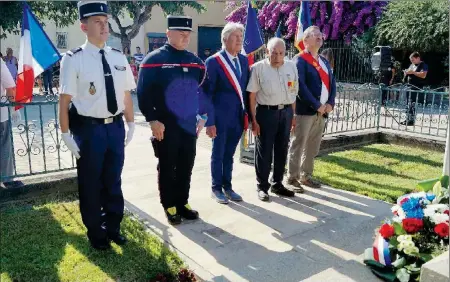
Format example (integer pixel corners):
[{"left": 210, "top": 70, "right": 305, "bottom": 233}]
[
  {"left": 10, "top": 109, "right": 21, "bottom": 124},
  {"left": 125, "top": 122, "right": 135, "bottom": 146},
  {"left": 61, "top": 132, "right": 80, "bottom": 159}
]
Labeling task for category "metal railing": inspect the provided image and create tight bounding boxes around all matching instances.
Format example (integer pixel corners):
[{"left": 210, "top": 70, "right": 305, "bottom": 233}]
[
  {"left": 240, "top": 84, "right": 449, "bottom": 164},
  {"left": 0, "top": 85, "right": 448, "bottom": 180},
  {"left": 0, "top": 95, "right": 76, "bottom": 182}
]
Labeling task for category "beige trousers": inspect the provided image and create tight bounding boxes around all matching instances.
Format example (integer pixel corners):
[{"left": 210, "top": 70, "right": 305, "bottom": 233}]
[{"left": 288, "top": 114, "right": 325, "bottom": 180}]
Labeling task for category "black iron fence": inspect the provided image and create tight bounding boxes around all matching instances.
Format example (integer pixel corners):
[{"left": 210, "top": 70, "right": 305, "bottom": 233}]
[
  {"left": 240, "top": 84, "right": 449, "bottom": 164},
  {"left": 0, "top": 85, "right": 448, "bottom": 180}
]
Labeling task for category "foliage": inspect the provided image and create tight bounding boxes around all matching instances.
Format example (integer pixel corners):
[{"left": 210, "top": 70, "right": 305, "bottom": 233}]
[
  {"left": 374, "top": 0, "right": 449, "bottom": 52},
  {"left": 0, "top": 1, "right": 78, "bottom": 39},
  {"left": 225, "top": 1, "right": 387, "bottom": 44},
  {"left": 0, "top": 1, "right": 206, "bottom": 49},
  {"left": 364, "top": 189, "right": 449, "bottom": 282}
]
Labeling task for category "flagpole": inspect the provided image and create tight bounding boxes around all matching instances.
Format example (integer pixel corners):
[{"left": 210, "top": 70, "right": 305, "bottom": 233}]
[{"left": 444, "top": 127, "right": 449, "bottom": 176}]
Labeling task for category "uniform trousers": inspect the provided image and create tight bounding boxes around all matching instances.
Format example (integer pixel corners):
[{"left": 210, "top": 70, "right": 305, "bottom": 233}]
[
  {"left": 154, "top": 123, "right": 197, "bottom": 209},
  {"left": 288, "top": 114, "right": 325, "bottom": 181},
  {"left": 255, "top": 106, "right": 293, "bottom": 192},
  {"left": 211, "top": 115, "right": 243, "bottom": 192},
  {"left": 73, "top": 118, "right": 125, "bottom": 242}
]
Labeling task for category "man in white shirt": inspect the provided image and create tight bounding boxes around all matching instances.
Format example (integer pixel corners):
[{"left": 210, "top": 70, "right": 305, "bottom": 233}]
[
  {"left": 59, "top": 0, "right": 136, "bottom": 250},
  {"left": 0, "top": 60, "right": 21, "bottom": 188},
  {"left": 247, "top": 38, "right": 298, "bottom": 201}
]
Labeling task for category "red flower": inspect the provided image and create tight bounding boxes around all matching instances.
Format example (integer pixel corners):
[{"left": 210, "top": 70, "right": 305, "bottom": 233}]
[
  {"left": 434, "top": 223, "right": 449, "bottom": 238},
  {"left": 288, "top": 81, "right": 293, "bottom": 87},
  {"left": 402, "top": 218, "right": 424, "bottom": 234},
  {"left": 379, "top": 224, "right": 395, "bottom": 239},
  {"left": 400, "top": 198, "right": 408, "bottom": 205}
]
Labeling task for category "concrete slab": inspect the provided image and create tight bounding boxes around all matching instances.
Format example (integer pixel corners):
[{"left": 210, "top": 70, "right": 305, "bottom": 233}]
[{"left": 121, "top": 113, "right": 391, "bottom": 282}]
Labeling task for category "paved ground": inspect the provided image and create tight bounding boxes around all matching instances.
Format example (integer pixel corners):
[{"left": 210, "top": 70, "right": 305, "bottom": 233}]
[{"left": 119, "top": 108, "right": 391, "bottom": 282}]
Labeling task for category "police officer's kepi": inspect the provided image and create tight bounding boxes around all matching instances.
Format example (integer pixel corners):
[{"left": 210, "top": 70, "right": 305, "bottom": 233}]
[
  {"left": 78, "top": 0, "right": 108, "bottom": 20},
  {"left": 167, "top": 15, "right": 193, "bottom": 31}
]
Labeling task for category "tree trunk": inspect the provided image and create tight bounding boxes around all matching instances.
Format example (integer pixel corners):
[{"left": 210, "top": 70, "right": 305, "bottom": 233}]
[{"left": 121, "top": 35, "right": 131, "bottom": 53}]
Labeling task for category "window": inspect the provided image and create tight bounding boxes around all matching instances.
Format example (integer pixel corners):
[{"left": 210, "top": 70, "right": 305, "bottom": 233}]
[
  {"left": 56, "top": 32, "right": 68, "bottom": 49},
  {"left": 107, "top": 35, "right": 122, "bottom": 50}
]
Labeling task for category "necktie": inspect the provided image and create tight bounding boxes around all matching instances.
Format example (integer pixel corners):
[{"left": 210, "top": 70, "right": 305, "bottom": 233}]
[
  {"left": 99, "top": 49, "right": 118, "bottom": 116},
  {"left": 233, "top": 58, "right": 241, "bottom": 78}
]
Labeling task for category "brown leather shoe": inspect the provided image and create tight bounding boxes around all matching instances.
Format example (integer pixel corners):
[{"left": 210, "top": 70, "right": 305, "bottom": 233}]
[
  {"left": 301, "top": 177, "right": 321, "bottom": 188},
  {"left": 287, "top": 178, "right": 304, "bottom": 193}
]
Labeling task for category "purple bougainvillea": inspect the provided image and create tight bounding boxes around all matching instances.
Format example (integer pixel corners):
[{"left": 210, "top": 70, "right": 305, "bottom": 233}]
[{"left": 225, "top": 1, "right": 387, "bottom": 44}]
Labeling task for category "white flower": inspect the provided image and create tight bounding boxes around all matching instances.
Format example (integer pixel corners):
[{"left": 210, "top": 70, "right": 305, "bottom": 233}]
[
  {"left": 404, "top": 246, "right": 420, "bottom": 255},
  {"left": 430, "top": 213, "right": 449, "bottom": 225},
  {"left": 397, "top": 208, "right": 406, "bottom": 220},
  {"left": 397, "top": 235, "right": 413, "bottom": 242},
  {"left": 424, "top": 207, "right": 437, "bottom": 218},
  {"left": 392, "top": 216, "right": 402, "bottom": 223}
]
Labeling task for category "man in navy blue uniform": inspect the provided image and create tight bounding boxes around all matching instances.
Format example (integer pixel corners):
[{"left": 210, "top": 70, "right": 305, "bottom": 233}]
[
  {"left": 287, "top": 26, "right": 336, "bottom": 190},
  {"left": 203, "top": 22, "right": 250, "bottom": 204},
  {"left": 137, "top": 15, "right": 209, "bottom": 225},
  {"left": 59, "top": 1, "right": 136, "bottom": 250}
]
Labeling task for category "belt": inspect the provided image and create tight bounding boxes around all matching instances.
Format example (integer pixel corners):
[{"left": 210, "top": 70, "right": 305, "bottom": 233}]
[
  {"left": 78, "top": 113, "right": 124, "bottom": 124},
  {"left": 258, "top": 104, "right": 291, "bottom": 110}
]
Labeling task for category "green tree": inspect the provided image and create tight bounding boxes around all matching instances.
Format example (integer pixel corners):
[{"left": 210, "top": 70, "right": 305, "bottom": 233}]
[
  {"left": 374, "top": 0, "right": 449, "bottom": 52},
  {"left": 0, "top": 1, "right": 206, "bottom": 49}
]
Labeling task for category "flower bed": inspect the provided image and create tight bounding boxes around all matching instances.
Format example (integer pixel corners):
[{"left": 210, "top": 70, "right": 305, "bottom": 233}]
[{"left": 364, "top": 176, "right": 449, "bottom": 282}]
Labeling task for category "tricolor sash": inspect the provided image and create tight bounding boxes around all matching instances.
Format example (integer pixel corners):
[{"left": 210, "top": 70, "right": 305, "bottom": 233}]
[
  {"left": 213, "top": 52, "right": 248, "bottom": 130},
  {"left": 300, "top": 51, "right": 330, "bottom": 93},
  {"left": 372, "top": 234, "right": 392, "bottom": 267}
]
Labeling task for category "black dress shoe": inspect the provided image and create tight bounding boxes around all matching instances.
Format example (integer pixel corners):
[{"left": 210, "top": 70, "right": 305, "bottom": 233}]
[
  {"left": 90, "top": 238, "right": 111, "bottom": 250},
  {"left": 271, "top": 184, "right": 295, "bottom": 197},
  {"left": 108, "top": 233, "right": 127, "bottom": 245},
  {"left": 258, "top": 190, "right": 269, "bottom": 201},
  {"left": 178, "top": 204, "right": 199, "bottom": 220},
  {"left": 165, "top": 207, "right": 182, "bottom": 225},
  {"left": 400, "top": 120, "right": 415, "bottom": 126}
]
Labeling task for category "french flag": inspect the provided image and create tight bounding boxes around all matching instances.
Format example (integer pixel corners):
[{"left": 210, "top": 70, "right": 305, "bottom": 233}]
[
  {"left": 294, "top": 1, "right": 312, "bottom": 52},
  {"left": 16, "top": 2, "right": 61, "bottom": 110}
]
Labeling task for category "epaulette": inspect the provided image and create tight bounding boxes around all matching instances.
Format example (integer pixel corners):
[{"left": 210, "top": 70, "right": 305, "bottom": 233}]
[
  {"left": 66, "top": 47, "right": 82, "bottom": 57},
  {"left": 111, "top": 47, "right": 122, "bottom": 53}
]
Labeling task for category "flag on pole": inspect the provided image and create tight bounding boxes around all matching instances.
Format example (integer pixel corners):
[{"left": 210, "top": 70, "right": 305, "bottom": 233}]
[
  {"left": 275, "top": 22, "right": 282, "bottom": 38},
  {"left": 241, "top": 1, "right": 264, "bottom": 148},
  {"left": 242, "top": 1, "right": 264, "bottom": 66},
  {"left": 16, "top": 2, "right": 61, "bottom": 110},
  {"left": 294, "top": 1, "right": 312, "bottom": 52}
]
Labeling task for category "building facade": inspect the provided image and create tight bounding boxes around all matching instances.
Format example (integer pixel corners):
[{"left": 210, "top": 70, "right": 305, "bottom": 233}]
[{"left": 1, "top": 2, "right": 228, "bottom": 59}]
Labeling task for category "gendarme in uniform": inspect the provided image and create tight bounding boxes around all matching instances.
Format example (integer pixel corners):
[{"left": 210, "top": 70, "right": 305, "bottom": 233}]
[{"left": 59, "top": 0, "right": 136, "bottom": 250}]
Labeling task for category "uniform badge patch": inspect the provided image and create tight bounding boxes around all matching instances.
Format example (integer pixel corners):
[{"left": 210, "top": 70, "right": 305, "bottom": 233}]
[
  {"left": 89, "top": 82, "right": 96, "bottom": 95},
  {"left": 114, "top": 65, "right": 126, "bottom": 71}
]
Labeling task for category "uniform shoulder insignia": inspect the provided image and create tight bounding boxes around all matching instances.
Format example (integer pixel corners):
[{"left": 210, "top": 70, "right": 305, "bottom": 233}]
[
  {"left": 111, "top": 47, "right": 122, "bottom": 53},
  {"left": 66, "top": 47, "right": 82, "bottom": 57}
]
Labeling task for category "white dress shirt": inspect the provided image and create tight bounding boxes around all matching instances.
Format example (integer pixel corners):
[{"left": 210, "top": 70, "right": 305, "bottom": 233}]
[{"left": 60, "top": 40, "right": 136, "bottom": 118}]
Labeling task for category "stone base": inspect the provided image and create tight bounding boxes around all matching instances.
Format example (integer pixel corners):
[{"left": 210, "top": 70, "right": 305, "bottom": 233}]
[{"left": 420, "top": 250, "right": 449, "bottom": 282}]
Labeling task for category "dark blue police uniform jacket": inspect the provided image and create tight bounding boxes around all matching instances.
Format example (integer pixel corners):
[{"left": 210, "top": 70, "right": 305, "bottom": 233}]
[
  {"left": 137, "top": 44, "right": 209, "bottom": 135},
  {"left": 202, "top": 51, "right": 250, "bottom": 191},
  {"left": 294, "top": 54, "right": 336, "bottom": 116}
]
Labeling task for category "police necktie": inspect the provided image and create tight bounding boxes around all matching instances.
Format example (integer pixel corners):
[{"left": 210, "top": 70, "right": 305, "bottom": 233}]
[
  {"left": 233, "top": 58, "right": 241, "bottom": 78},
  {"left": 99, "top": 49, "right": 118, "bottom": 116}
]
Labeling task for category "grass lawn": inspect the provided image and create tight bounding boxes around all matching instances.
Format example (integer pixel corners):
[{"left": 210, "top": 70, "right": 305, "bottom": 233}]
[
  {"left": 314, "top": 143, "right": 443, "bottom": 203},
  {"left": 0, "top": 193, "right": 185, "bottom": 282}
]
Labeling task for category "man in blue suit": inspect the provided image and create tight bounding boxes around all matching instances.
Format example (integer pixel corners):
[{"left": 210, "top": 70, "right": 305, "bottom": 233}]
[
  {"left": 287, "top": 26, "right": 336, "bottom": 190},
  {"left": 203, "top": 22, "right": 250, "bottom": 204}
]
